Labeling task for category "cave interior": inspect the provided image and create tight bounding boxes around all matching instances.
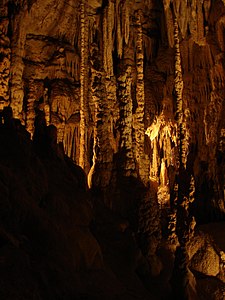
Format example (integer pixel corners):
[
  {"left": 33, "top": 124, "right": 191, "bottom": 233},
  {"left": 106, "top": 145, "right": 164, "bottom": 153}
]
[{"left": 0, "top": 0, "right": 225, "bottom": 299}]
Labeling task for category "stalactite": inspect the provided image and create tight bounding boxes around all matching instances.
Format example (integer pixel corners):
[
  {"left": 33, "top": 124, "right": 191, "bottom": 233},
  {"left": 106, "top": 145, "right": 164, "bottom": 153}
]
[
  {"left": 163, "top": 0, "right": 174, "bottom": 48},
  {"left": 103, "top": 1, "right": 114, "bottom": 76},
  {"left": 103, "top": 6, "right": 107, "bottom": 70},
  {"left": 187, "top": 0, "right": 207, "bottom": 45},
  {"left": 151, "top": 138, "right": 159, "bottom": 179},
  {"left": 174, "top": 16, "right": 188, "bottom": 167},
  {"left": 79, "top": 0, "right": 89, "bottom": 172},
  {"left": 160, "top": 159, "right": 168, "bottom": 187},
  {"left": 189, "top": 0, "right": 198, "bottom": 43},
  {"left": 65, "top": 52, "right": 80, "bottom": 81},
  {"left": 145, "top": 99, "right": 177, "bottom": 209},
  {"left": 179, "top": 0, "right": 188, "bottom": 39},
  {"left": 10, "top": 6, "right": 28, "bottom": 121},
  {"left": 122, "top": 0, "right": 130, "bottom": 45},
  {"left": 134, "top": 10, "right": 149, "bottom": 184},
  {"left": 112, "top": 3, "right": 135, "bottom": 178},
  {"left": 143, "top": 35, "right": 155, "bottom": 62},
  {"left": 216, "top": 15, "right": 225, "bottom": 52},
  {"left": 88, "top": 16, "right": 96, "bottom": 46},
  {"left": 197, "top": 0, "right": 205, "bottom": 44},
  {"left": 116, "top": 0, "right": 123, "bottom": 58},
  {"left": 174, "top": 13, "right": 185, "bottom": 204},
  {"left": 73, "top": 125, "right": 80, "bottom": 162},
  {"left": 203, "top": 0, "right": 211, "bottom": 21},
  {"left": 63, "top": 123, "right": 80, "bottom": 162},
  {"left": 108, "top": 1, "right": 114, "bottom": 75},
  {"left": 0, "top": 2, "right": 10, "bottom": 109}
]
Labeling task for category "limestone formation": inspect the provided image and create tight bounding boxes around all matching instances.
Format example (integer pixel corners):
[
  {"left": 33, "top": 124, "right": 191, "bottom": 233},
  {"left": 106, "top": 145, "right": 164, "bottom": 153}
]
[
  {"left": 0, "top": 2, "right": 10, "bottom": 109},
  {"left": 0, "top": 0, "right": 225, "bottom": 299}
]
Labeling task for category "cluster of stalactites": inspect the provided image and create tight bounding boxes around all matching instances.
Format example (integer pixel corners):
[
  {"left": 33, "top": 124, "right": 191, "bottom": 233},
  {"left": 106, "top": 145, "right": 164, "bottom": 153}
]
[
  {"left": 103, "top": 0, "right": 130, "bottom": 75},
  {"left": 163, "top": 0, "right": 212, "bottom": 47},
  {"left": 145, "top": 109, "right": 177, "bottom": 182},
  {"left": 65, "top": 52, "right": 80, "bottom": 81},
  {"left": 216, "top": 14, "right": 225, "bottom": 52}
]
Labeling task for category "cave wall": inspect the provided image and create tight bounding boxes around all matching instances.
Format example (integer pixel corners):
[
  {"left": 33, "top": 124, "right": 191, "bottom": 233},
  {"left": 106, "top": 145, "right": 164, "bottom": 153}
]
[{"left": 0, "top": 0, "right": 224, "bottom": 224}]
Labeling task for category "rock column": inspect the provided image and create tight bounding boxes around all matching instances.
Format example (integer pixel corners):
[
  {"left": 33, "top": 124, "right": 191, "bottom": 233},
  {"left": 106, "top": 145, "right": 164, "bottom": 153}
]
[
  {"left": 134, "top": 10, "right": 149, "bottom": 184},
  {"left": 79, "top": 0, "right": 89, "bottom": 172},
  {"left": 0, "top": 2, "right": 10, "bottom": 109}
]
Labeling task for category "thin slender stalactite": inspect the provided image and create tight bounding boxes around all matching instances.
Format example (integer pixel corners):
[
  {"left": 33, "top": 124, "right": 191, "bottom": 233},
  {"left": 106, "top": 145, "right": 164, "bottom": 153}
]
[
  {"left": 0, "top": 1, "right": 11, "bottom": 109},
  {"left": 134, "top": 10, "right": 149, "bottom": 184},
  {"left": 103, "top": 1, "right": 114, "bottom": 76},
  {"left": 79, "top": 0, "right": 88, "bottom": 171}
]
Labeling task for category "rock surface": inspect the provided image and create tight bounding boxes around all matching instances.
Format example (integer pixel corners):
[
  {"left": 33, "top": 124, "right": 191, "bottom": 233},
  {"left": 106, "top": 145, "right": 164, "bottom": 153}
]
[
  {"left": 0, "top": 115, "right": 156, "bottom": 299},
  {"left": 2, "top": 0, "right": 224, "bottom": 222},
  {"left": 0, "top": 0, "right": 225, "bottom": 299},
  {"left": 191, "top": 244, "right": 220, "bottom": 276}
]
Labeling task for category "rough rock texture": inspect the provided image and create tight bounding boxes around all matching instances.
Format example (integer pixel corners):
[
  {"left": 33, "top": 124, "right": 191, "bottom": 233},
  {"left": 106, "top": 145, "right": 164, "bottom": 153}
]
[
  {"left": 0, "top": 0, "right": 225, "bottom": 299},
  {"left": 191, "top": 242, "right": 220, "bottom": 276},
  {"left": 0, "top": 115, "right": 156, "bottom": 300},
  {"left": 190, "top": 223, "right": 225, "bottom": 300},
  {"left": 0, "top": 3, "right": 10, "bottom": 108},
  {"left": 3, "top": 0, "right": 224, "bottom": 218}
]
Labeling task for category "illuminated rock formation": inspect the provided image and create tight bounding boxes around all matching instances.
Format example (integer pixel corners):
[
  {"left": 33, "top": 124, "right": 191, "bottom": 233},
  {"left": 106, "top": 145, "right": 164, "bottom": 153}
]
[
  {"left": 0, "top": 1, "right": 10, "bottom": 109},
  {"left": 0, "top": 0, "right": 225, "bottom": 299}
]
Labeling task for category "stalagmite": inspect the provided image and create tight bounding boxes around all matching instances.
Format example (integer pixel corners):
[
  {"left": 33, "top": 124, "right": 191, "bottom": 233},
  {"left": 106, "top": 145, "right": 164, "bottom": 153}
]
[
  {"left": 43, "top": 88, "right": 50, "bottom": 126},
  {"left": 89, "top": 70, "right": 115, "bottom": 202},
  {"left": 26, "top": 80, "right": 37, "bottom": 137}
]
